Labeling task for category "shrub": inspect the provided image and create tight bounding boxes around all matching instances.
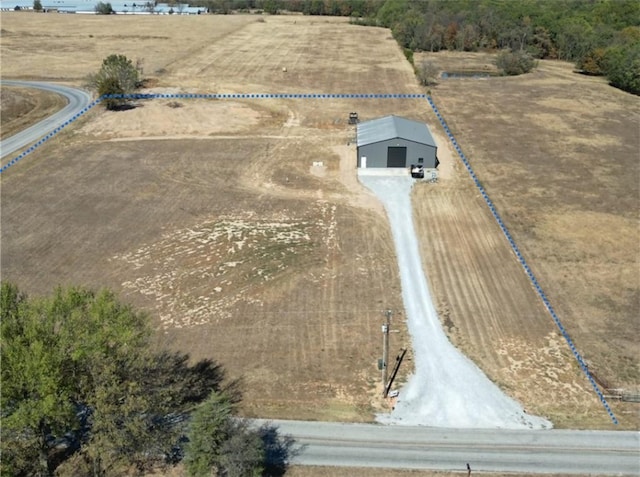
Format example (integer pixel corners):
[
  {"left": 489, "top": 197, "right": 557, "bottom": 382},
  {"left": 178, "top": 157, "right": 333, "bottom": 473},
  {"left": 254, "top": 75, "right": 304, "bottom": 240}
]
[
  {"left": 87, "top": 54, "right": 140, "bottom": 110},
  {"left": 94, "top": 1, "right": 113, "bottom": 14},
  {"left": 417, "top": 60, "right": 439, "bottom": 86},
  {"left": 579, "top": 48, "right": 608, "bottom": 75},
  {"left": 98, "top": 76, "right": 125, "bottom": 110},
  {"left": 496, "top": 50, "right": 537, "bottom": 76},
  {"left": 403, "top": 48, "right": 414, "bottom": 65}
]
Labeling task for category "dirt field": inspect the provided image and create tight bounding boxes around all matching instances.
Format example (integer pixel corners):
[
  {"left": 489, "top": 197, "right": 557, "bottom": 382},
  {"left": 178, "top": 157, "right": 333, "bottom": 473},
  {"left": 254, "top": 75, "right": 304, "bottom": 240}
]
[
  {"left": 1, "top": 13, "right": 638, "bottom": 430},
  {"left": 416, "top": 51, "right": 640, "bottom": 428},
  {"left": 0, "top": 13, "right": 424, "bottom": 422}
]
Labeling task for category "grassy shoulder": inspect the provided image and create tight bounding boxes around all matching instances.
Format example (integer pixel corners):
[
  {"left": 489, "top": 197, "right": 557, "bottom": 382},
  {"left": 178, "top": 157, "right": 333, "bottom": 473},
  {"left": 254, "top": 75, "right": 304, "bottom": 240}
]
[{"left": 1, "top": 86, "right": 68, "bottom": 139}]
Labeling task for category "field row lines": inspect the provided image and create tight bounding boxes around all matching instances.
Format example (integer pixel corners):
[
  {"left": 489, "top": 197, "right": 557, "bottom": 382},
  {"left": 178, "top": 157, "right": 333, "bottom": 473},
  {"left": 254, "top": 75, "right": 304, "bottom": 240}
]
[
  {"left": 426, "top": 96, "right": 619, "bottom": 426},
  {"left": 3, "top": 89, "right": 616, "bottom": 426}
]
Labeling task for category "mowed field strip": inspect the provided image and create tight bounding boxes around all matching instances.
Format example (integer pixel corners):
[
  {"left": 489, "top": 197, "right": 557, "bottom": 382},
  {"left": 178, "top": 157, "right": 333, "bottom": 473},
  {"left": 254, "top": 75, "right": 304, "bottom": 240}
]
[{"left": 1, "top": 13, "right": 638, "bottom": 429}]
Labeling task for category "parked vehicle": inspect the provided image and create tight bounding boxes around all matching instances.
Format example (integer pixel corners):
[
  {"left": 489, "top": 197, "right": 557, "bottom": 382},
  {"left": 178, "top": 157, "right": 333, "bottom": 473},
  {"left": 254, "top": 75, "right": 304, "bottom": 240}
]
[{"left": 410, "top": 164, "right": 424, "bottom": 179}]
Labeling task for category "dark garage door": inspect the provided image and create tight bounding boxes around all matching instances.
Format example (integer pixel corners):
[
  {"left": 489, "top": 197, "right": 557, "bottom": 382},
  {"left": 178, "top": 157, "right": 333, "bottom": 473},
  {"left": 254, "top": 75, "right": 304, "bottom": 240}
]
[{"left": 387, "top": 147, "right": 407, "bottom": 167}]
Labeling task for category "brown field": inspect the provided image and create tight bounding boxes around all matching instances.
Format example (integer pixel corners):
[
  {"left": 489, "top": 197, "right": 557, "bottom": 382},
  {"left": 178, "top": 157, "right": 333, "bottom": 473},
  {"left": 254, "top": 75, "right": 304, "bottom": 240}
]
[
  {"left": 416, "top": 51, "right": 640, "bottom": 428},
  {"left": 0, "top": 86, "right": 67, "bottom": 139},
  {"left": 1, "top": 12, "right": 638, "bottom": 432}
]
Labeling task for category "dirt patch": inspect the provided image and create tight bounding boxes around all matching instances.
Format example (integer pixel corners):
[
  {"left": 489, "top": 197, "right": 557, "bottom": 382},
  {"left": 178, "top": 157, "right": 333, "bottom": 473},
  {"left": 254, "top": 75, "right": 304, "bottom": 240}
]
[{"left": 79, "top": 94, "right": 274, "bottom": 139}]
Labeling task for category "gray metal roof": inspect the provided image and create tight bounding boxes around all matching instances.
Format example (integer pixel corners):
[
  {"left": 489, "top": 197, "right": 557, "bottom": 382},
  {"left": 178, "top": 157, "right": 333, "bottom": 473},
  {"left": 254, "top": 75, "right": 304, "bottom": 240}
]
[{"left": 356, "top": 115, "right": 436, "bottom": 148}]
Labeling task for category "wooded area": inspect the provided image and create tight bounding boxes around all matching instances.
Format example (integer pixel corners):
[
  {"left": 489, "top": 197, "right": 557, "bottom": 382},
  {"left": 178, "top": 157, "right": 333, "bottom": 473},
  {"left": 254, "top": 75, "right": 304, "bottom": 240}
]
[
  {"left": 0, "top": 283, "right": 288, "bottom": 476},
  {"left": 204, "top": 0, "right": 639, "bottom": 94}
]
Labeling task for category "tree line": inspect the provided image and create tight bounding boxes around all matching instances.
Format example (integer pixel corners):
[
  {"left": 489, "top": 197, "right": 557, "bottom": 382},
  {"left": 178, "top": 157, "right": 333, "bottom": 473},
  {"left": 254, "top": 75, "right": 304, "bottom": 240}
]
[
  {"left": 200, "top": 0, "right": 639, "bottom": 94},
  {"left": 359, "top": 0, "right": 639, "bottom": 94},
  {"left": 1, "top": 283, "right": 292, "bottom": 476}
]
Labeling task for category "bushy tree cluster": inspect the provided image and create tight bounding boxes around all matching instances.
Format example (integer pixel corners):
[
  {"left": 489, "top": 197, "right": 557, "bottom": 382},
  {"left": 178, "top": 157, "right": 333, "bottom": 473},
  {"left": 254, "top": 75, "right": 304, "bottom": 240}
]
[
  {"left": 194, "top": 0, "right": 381, "bottom": 17},
  {"left": 578, "top": 27, "right": 640, "bottom": 94},
  {"left": 94, "top": 1, "right": 114, "bottom": 14},
  {"left": 349, "top": 0, "right": 639, "bottom": 92},
  {"left": 496, "top": 49, "right": 537, "bottom": 76},
  {"left": 222, "top": 0, "right": 639, "bottom": 92},
  {"left": 202, "top": 1, "right": 639, "bottom": 92},
  {"left": 87, "top": 54, "right": 140, "bottom": 110},
  {"left": 1, "top": 283, "right": 279, "bottom": 477},
  {"left": 184, "top": 394, "right": 268, "bottom": 477}
]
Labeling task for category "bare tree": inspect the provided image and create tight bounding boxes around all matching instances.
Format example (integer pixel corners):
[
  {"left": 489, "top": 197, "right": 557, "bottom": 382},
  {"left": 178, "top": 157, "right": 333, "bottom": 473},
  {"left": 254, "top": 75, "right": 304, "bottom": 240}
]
[{"left": 417, "top": 59, "right": 440, "bottom": 86}]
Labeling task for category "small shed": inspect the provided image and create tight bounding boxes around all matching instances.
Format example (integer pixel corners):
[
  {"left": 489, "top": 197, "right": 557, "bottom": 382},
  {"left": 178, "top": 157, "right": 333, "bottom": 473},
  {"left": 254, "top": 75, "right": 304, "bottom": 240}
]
[{"left": 356, "top": 115, "right": 438, "bottom": 169}]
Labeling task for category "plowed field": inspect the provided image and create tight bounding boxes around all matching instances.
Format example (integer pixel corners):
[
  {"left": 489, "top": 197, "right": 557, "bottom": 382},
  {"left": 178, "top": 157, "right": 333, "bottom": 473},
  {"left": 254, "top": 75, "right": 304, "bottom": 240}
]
[{"left": 1, "top": 14, "right": 637, "bottom": 428}]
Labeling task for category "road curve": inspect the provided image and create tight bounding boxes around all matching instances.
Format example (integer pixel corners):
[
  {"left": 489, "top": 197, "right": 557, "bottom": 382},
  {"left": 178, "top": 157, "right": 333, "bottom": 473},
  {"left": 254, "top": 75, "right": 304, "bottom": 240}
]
[
  {"left": 257, "top": 419, "right": 640, "bottom": 475},
  {"left": 0, "top": 80, "right": 93, "bottom": 160}
]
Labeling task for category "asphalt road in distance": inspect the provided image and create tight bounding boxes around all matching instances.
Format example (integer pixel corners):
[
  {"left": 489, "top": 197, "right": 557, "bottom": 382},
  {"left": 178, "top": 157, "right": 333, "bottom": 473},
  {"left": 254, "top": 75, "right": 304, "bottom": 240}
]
[{"left": 1, "top": 80, "right": 92, "bottom": 160}]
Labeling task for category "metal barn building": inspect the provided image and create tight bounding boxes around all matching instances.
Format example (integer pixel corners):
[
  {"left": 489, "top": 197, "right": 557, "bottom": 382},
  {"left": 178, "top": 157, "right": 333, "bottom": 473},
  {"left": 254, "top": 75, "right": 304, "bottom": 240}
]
[{"left": 356, "top": 115, "right": 438, "bottom": 169}]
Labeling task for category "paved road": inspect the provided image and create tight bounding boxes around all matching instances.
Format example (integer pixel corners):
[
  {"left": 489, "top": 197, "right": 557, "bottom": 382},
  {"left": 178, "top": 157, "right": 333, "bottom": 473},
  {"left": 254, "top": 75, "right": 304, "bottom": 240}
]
[
  {"left": 0, "top": 80, "right": 93, "bottom": 160},
  {"left": 257, "top": 419, "right": 640, "bottom": 475}
]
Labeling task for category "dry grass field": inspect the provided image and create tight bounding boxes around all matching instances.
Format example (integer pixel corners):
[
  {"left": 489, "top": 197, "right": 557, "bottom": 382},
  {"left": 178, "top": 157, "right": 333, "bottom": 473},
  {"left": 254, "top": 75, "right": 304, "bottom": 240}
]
[
  {"left": 416, "top": 51, "right": 640, "bottom": 428},
  {"left": 0, "top": 86, "right": 67, "bottom": 139},
  {"left": 1, "top": 12, "right": 638, "bottom": 433}
]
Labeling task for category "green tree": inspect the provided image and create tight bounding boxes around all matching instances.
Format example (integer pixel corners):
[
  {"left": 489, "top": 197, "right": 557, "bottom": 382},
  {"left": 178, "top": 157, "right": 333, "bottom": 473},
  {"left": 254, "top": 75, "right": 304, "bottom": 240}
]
[
  {"left": 217, "top": 420, "right": 265, "bottom": 477},
  {"left": 96, "top": 76, "right": 125, "bottom": 111},
  {"left": 263, "top": 0, "right": 280, "bottom": 14},
  {"left": 1, "top": 285, "right": 151, "bottom": 476},
  {"left": 555, "top": 17, "right": 595, "bottom": 62},
  {"left": 87, "top": 54, "right": 140, "bottom": 110},
  {"left": 33, "top": 0, "right": 43, "bottom": 11},
  {"left": 184, "top": 390, "right": 267, "bottom": 477},
  {"left": 94, "top": 1, "right": 114, "bottom": 14},
  {"left": 604, "top": 42, "right": 640, "bottom": 95},
  {"left": 1, "top": 283, "right": 231, "bottom": 476},
  {"left": 376, "top": 0, "right": 407, "bottom": 27},
  {"left": 1, "top": 284, "right": 79, "bottom": 477},
  {"left": 184, "top": 391, "right": 235, "bottom": 476}
]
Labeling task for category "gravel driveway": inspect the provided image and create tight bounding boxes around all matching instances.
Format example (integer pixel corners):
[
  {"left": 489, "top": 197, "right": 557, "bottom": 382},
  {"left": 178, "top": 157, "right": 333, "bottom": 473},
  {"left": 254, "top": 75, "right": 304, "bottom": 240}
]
[{"left": 359, "top": 172, "right": 551, "bottom": 429}]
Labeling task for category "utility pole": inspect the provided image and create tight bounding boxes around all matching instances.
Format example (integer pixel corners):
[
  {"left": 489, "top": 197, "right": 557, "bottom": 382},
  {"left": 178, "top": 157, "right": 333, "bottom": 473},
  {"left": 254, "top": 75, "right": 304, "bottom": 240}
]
[{"left": 382, "top": 309, "right": 392, "bottom": 394}]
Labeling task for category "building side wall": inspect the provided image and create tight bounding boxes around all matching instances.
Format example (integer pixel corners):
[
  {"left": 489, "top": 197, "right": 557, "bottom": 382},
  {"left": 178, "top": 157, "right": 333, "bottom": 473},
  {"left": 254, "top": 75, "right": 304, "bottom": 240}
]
[{"left": 357, "top": 139, "right": 437, "bottom": 168}]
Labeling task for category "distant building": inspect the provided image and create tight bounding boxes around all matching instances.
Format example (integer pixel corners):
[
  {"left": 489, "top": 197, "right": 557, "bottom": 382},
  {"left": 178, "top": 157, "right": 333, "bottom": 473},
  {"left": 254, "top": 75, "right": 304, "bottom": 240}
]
[
  {"left": 0, "top": 0, "right": 205, "bottom": 14},
  {"left": 356, "top": 115, "right": 438, "bottom": 169}
]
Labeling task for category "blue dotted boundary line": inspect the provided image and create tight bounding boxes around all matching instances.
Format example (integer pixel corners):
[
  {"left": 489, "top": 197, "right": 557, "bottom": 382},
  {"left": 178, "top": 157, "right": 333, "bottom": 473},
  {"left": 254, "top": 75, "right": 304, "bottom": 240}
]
[
  {"left": 1, "top": 97, "right": 103, "bottom": 174},
  {"left": 0, "top": 92, "right": 427, "bottom": 174},
  {"left": 426, "top": 95, "right": 619, "bottom": 425}
]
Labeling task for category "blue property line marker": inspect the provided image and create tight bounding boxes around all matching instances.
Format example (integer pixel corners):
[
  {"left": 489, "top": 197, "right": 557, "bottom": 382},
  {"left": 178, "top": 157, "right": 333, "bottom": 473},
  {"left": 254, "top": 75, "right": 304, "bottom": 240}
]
[
  {"left": 1, "top": 90, "right": 617, "bottom": 425},
  {"left": 426, "top": 95, "right": 619, "bottom": 425},
  {"left": 0, "top": 92, "right": 428, "bottom": 173}
]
